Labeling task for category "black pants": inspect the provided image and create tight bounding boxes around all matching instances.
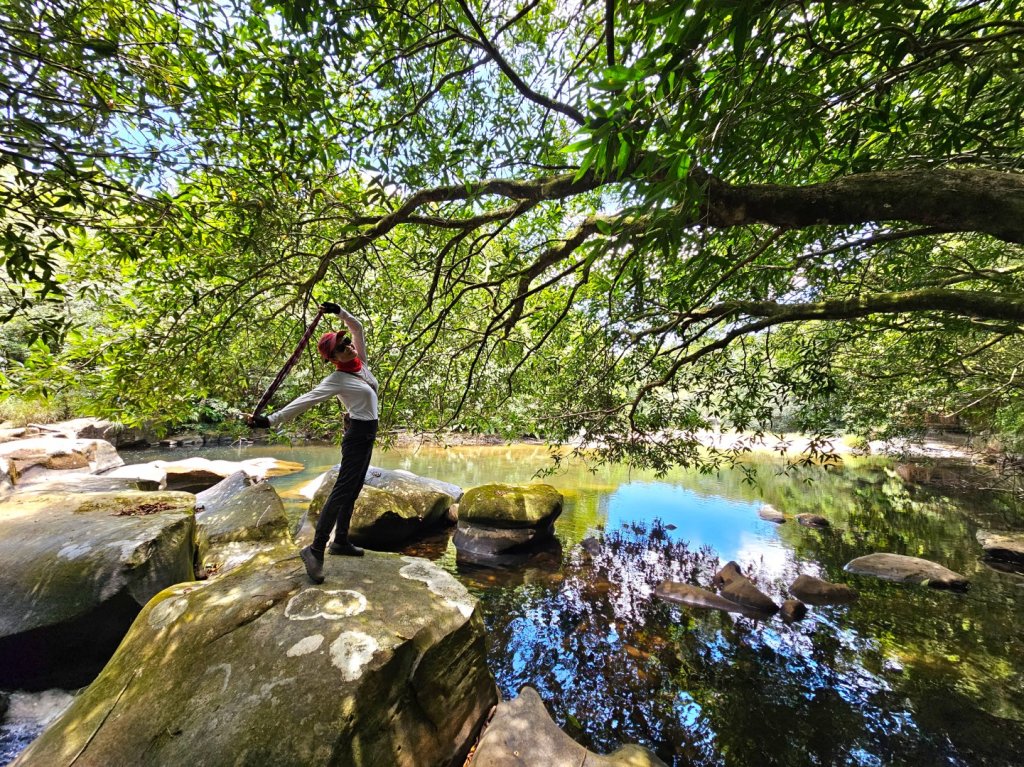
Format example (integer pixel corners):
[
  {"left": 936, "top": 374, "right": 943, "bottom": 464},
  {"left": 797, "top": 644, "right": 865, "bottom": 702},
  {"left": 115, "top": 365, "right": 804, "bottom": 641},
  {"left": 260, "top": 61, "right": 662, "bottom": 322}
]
[{"left": 312, "top": 418, "right": 378, "bottom": 553}]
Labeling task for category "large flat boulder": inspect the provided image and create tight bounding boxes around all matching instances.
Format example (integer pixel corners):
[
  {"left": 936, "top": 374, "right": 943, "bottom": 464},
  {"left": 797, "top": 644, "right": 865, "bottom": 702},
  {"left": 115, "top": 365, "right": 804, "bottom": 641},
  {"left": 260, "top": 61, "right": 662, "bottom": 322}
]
[
  {"left": 470, "top": 686, "right": 666, "bottom": 766},
  {"left": 460, "top": 483, "right": 563, "bottom": 528},
  {"left": 0, "top": 491, "right": 198, "bottom": 688},
  {"left": 13, "top": 550, "right": 498, "bottom": 767},
  {"left": 976, "top": 530, "right": 1024, "bottom": 564},
  {"left": 365, "top": 466, "right": 465, "bottom": 503},
  {"left": 0, "top": 437, "right": 123, "bottom": 487},
  {"left": 101, "top": 462, "right": 168, "bottom": 490},
  {"left": 146, "top": 456, "right": 304, "bottom": 492},
  {"left": 844, "top": 553, "right": 969, "bottom": 590},
  {"left": 10, "top": 473, "right": 160, "bottom": 495},
  {"left": 307, "top": 467, "right": 453, "bottom": 548}
]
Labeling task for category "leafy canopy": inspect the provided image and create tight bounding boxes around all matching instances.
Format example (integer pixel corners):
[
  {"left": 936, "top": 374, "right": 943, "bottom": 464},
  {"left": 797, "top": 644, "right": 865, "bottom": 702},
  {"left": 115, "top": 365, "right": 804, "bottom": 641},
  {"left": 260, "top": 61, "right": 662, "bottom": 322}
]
[{"left": 1, "top": 0, "right": 1023, "bottom": 465}]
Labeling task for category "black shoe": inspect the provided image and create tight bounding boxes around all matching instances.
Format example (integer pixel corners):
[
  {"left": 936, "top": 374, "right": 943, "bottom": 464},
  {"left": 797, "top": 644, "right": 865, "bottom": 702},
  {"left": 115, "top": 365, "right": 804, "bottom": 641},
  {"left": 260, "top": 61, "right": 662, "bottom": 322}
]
[
  {"left": 300, "top": 545, "right": 325, "bottom": 583},
  {"left": 328, "top": 540, "right": 365, "bottom": 557}
]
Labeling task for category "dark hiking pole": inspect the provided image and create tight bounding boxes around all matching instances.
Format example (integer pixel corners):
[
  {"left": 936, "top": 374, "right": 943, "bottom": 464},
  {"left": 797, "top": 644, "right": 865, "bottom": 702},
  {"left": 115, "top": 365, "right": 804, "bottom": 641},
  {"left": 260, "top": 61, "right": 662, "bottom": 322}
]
[{"left": 252, "top": 307, "right": 326, "bottom": 418}]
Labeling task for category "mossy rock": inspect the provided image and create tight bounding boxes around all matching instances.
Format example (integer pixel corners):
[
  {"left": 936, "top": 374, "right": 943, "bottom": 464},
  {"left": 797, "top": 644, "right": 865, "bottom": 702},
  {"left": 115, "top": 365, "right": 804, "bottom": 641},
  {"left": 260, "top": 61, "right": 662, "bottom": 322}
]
[
  {"left": 0, "top": 490, "right": 197, "bottom": 688},
  {"left": 460, "top": 483, "right": 563, "bottom": 528},
  {"left": 307, "top": 468, "right": 452, "bottom": 547},
  {"left": 13, "top": 549, "right": 497, "bottom": 767},
  {"left": 196, "top": 480, "right": 290, "bottom": 546}
]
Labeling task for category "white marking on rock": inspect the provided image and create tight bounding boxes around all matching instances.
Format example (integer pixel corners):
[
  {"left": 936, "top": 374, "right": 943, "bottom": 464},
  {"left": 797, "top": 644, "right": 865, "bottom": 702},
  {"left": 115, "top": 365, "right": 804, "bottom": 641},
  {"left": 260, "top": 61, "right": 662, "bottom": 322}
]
[
  {"left": 286, "top": 634, "right": 325, "bottom": 656},
  {"left": 57, "top": 542, "right": 92, "bottom": 559},
  {"left": 206, "top": 663, "right": 232, "bottom": 693},
  {"left": 399, "top": 556, "right": 475, "bottom": 618},
  {"left": 330, "top": 631, "right": 378, "bottom": 681},
  {"left": 285, "top": 589, "right": 367, "bottom": 621},
  {"left": 148, "top": 595, "right": 190, "bottom": 629}
]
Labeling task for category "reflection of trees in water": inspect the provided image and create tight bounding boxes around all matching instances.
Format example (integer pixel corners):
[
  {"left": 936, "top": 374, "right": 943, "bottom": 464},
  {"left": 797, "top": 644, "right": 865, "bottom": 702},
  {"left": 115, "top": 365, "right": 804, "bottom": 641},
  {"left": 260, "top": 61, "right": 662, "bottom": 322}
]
[{"left": 478, "top": 520, "right": 1024, "bottom": 766}]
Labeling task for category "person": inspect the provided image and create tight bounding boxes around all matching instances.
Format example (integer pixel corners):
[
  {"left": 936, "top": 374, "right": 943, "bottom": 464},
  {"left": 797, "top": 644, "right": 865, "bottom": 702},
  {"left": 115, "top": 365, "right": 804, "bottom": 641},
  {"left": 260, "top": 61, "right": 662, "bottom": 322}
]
[{"left": 246, "top": 301, "right": 379, "bottom": 584}]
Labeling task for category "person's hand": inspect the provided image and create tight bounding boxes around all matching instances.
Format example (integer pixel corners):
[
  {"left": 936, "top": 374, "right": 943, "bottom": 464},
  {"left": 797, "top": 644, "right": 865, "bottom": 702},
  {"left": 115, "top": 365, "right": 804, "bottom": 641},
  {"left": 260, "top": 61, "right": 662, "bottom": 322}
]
[
  {"left": 320, "top": 301, "right": 342, "bottom": 315},
  {"left": 244, "top": 413, "right": 271, "bottom": 428}
]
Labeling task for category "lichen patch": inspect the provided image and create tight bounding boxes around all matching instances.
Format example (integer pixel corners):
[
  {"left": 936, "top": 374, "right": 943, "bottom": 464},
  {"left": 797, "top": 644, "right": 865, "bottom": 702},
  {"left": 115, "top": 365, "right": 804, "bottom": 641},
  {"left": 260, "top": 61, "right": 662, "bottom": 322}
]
[
  {"left": 57, "top": 542, "right": 92, "bottom": 560},
  {"left": 286, "top": 634, "right": 325, "bottom": 657},
  {"left": 399, "top": 557, "right": 474, "bottom": 618},
  {"left": 329, "top": 631, "right": 378, "bottom": 681},
  {"left": 148, "top": 595, "right": 190, "bottom": 629},
  {"left": 285, "top": 588, "right": 367, "bottom": 621}
]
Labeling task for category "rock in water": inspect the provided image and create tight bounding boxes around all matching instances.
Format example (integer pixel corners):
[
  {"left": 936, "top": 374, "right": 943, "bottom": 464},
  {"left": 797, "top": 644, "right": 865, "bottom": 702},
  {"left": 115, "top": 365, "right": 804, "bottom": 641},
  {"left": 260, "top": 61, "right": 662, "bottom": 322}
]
[
  {"left": 711, "top": 560, "right": 744, "bottom": 588},
  {"left": 454, "top": 484, "right": 563, "bottom": 567},
  {"left": 307, "top": 468, "right": 454, "bottom": 548},
  {"left": 364, "top": 466, "right": 464, "bottom": 503},
  {"left": 796, "top": 513, "right": 830, "bottom": 528},
  {"left": 471, "top": 686, "right": 666, "bottom": 766},
  {"left": 976, "top": 530, "right": 1024, "bottom": 564},
  {"left": 788, "top": 574, "right": 859, "bottom": 605},
  {"left": 459, "top": 483, "right": 563, "bottom": 527},
  {"left": 844, "top": 553, "right": 969, "bottom": 590},
  {"left": 655, "top": 581, "right": 767, "bottom": 617},
  {"left": 779, "top": 599, "right": 808, "bottom": 623},
  {"left": 12, "top": 550, "right": 498, "bottom": 767},
  {"left": 0, "top": 491, "right": 197, "bottom": 688},
  {"left": 718, "top": 576, "right": 779, "bottom": 615}
]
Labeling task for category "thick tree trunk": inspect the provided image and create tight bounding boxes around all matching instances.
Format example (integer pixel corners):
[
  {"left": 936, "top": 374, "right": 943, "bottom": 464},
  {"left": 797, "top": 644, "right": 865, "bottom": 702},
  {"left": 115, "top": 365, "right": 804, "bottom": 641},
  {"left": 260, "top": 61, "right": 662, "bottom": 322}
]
[{"left": 695, "top": 168, "right": 1024, "bottom": 244}]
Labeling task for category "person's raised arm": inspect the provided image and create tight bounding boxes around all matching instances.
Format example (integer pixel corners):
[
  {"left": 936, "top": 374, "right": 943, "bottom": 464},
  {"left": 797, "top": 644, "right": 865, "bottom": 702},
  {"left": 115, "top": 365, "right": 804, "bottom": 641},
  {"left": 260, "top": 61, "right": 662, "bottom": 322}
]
[{"left": 321, "top": 302, "right": 367, "bottom": 364}]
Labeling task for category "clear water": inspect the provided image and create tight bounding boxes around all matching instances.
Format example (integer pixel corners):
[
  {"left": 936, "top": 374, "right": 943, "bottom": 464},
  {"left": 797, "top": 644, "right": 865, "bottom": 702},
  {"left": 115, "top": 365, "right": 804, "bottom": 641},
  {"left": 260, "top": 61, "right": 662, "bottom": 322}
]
[{"left": 5, "top": 443, "right": 1024, "bottom": 766}]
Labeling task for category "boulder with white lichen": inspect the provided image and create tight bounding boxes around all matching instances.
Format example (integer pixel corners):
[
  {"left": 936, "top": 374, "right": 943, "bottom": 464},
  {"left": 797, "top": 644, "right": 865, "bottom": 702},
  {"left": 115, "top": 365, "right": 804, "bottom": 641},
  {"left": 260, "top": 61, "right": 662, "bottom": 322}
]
[{"left": 13, "top": 548, "right": 498, "bottom": 767}]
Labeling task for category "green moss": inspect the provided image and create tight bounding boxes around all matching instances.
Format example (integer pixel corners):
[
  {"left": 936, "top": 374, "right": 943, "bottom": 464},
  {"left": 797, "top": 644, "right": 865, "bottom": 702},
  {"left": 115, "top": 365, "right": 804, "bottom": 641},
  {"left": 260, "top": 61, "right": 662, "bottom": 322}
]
[{"left": 460, "top": 483, "right": 563, "bottom": 527}]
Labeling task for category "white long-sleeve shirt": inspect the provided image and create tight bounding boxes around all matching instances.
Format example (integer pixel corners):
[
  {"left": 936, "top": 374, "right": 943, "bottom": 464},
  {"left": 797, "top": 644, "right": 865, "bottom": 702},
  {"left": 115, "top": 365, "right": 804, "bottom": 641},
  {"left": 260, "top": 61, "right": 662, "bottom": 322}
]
[{"left": 268, "top": 366, "right": 380, "bottom": 424}]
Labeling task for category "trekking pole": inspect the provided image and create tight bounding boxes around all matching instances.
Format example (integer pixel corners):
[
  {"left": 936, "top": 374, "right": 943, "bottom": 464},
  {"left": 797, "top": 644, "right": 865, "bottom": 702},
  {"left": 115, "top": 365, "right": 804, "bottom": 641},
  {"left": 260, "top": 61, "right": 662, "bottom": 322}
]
[{"left": 252, "top": 307, "right": 326, "bottom": 418}]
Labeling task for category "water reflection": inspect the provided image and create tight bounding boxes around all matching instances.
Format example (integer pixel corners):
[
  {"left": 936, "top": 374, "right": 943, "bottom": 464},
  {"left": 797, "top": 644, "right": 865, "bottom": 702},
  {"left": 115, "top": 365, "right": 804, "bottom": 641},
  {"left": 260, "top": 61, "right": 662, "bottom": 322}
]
[{"left": 83, "top": 445, "right": 1024, "bottom": 764}]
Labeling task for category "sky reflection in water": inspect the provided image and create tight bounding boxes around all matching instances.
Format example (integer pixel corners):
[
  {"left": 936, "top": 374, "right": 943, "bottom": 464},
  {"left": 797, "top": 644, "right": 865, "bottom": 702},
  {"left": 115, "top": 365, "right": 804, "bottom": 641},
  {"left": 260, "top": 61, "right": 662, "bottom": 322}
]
[{"left": 118, "top": 443, "right": 1024, "bottom": 766}]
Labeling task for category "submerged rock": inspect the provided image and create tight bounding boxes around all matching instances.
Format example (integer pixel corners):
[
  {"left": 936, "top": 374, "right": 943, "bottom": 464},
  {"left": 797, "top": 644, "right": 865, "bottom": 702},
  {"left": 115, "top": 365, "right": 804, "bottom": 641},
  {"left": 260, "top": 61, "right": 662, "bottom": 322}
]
[
  {"left": 13, "top": 550, "right": 498, "bottom": 767},
  {"left": 470, "top": 686, "right": 666, "bottom": 766},
  {"left": 454, "top": 521, "right": 558, "bottom": 567},
  {"left": 758, "top": 504, "right": 785, "bottom": 523},
  {"left": 655, "top": 581, "right": 761, "bottom": 616},
  {"left": 0, "top": 491, "right": 197, "bottom": 688},
  {"left": 796, "top": 513, "right": 830, "bottom": 528},
  {"left": 844, "top": 553, "right": 969, "bottom": 590},
  {"left": 718, "top": 575, "right": 779, "bottom": 615},
  {"left": 779, "top": 599, "right": 808, "bottom": 623},
  {"left": 711, "top": 560, "right": 744, "bottom": 588},
  {"left": 789, "top": 574, "right": 859, "bottom": 605},
  {"left": 460, "top": 483, "right": 563, "bottom": 528},
  {"left": 976, "top": 530, "right": 1024, "bottom": 564}
]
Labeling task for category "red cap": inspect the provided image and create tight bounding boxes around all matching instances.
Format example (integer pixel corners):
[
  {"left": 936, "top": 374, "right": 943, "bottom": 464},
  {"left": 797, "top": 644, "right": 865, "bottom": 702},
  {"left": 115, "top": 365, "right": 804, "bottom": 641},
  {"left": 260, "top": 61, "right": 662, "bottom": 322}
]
[{"left": 317, "top": 331, "right": 347, "bottom": 361}]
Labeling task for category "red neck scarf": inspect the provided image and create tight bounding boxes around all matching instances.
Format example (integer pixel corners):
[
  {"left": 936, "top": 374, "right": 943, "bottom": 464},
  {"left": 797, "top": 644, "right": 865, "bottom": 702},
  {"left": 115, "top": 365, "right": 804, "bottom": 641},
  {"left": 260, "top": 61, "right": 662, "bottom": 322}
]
[{"left": 335, "top": 357, "right": 363, "bottom": 373}]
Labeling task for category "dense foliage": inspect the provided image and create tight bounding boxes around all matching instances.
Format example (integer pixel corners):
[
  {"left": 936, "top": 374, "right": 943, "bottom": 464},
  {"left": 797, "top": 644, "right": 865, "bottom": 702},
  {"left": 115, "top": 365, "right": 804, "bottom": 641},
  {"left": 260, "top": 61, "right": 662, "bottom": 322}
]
[{"left": 1, "top": 0, "right": 1022, "bottom": 462}]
